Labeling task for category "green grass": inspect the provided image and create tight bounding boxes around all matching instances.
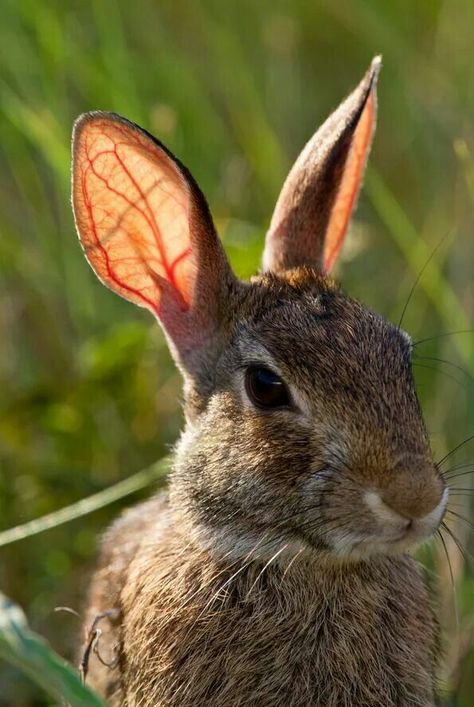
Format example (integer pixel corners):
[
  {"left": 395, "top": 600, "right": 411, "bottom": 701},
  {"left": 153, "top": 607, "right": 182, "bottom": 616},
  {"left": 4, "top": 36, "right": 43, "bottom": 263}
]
[
  {"left": 0, "top": 0, "right": 473, "bottom": 703},
  {"left": 0, "top": 592, "right": 103, "bottom": 705}
]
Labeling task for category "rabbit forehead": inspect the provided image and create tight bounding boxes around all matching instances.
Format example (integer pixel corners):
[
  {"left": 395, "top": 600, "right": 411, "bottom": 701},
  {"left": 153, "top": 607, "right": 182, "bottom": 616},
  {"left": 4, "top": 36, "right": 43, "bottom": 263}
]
[
  {"left": 229, "top": 276, "right": 421, "bottom": 442},
  {"left": 236, "top": 279, "right": 411, "bottom": 385}
]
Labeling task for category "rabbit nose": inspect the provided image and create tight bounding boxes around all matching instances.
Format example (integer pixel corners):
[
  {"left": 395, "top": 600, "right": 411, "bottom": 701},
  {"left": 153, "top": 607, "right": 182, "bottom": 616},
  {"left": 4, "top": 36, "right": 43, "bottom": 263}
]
[
  {"left": 365, "top": 487, "right": 448, "bottom": 541},
  {"left": 380, "top": 465, "right": 445, "bottom": 520}
]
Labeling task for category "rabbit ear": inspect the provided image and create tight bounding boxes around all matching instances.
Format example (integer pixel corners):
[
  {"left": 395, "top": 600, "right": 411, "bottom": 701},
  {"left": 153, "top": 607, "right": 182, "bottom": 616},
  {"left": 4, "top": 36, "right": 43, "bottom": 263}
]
[
  {"left": 263, "top": 57, "right": 380, "bottom": 275},
  {"left": 72, "top": 112, "right": 237, "bottom": 367}
]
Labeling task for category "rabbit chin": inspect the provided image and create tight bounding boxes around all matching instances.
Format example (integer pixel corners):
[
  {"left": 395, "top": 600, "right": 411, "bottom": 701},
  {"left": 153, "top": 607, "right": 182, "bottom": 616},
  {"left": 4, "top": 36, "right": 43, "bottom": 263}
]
[
  {"left": 190, "top": 518, "right": 437, "bottom": 568},
  {"left": 188, "top": 490, "right": 447, "bottom": 564},
  {"left": 325, "top": 518, "right": 443, "bottom": 560},
  {"left": 324, "top": 532, "right": 417, "bottom": 560}
]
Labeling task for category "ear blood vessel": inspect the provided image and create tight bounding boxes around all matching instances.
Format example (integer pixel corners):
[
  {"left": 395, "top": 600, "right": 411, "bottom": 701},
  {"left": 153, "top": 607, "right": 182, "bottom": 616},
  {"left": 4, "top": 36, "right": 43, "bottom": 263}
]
[{"left": 72, "top": 57, "right": 446, "bottom": 706}]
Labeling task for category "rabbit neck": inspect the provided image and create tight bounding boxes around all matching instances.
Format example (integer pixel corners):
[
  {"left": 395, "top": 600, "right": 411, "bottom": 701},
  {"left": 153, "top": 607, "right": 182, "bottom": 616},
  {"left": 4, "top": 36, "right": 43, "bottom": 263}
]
[{"left": 118, "top": 508, "right": 438, "bottom": 706}]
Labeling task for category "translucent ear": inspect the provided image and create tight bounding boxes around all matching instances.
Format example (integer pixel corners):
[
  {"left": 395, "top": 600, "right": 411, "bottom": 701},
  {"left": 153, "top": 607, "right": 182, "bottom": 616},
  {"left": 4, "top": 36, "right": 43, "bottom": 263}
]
[
  {"left": 72, "top": 112, "right": 236, "bottom": 361},
  {"left": 263, "top": 57, "right": 380, "bottom": 275}
]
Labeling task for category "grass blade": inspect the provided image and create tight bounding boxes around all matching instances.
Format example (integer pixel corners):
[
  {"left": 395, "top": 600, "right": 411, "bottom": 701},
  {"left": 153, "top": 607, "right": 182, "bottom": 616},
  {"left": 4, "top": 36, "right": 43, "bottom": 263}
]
[
  {"left": 0, "top": 592, "right": 103, "bottom": 705},
  {"left": 0, "top": 456, "right": 171, "bottom": 548}
]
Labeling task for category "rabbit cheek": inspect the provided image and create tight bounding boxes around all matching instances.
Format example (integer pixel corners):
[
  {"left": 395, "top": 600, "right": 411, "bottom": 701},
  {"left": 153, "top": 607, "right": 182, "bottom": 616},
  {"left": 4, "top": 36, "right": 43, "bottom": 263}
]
[
  {"left": 171, "top": 409, "right": 314, "bottom": 561},
  {"left": 298, "top": 469, "right": 361, "bottom": 557},
  {"left": 296, "top": 450, "right": 445, "bottom": 560}
]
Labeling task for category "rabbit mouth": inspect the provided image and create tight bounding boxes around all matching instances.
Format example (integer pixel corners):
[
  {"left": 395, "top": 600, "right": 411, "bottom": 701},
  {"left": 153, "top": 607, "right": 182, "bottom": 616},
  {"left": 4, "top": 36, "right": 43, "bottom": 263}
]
[
  {"left": 323, "top": 487, "right": 448, "bottom": 559},
  {"left": 366, "top": 487, "right": 448, "bottom": 547},
  {"left": 327, "top": 529, "right": 430, "bottom": 559}
]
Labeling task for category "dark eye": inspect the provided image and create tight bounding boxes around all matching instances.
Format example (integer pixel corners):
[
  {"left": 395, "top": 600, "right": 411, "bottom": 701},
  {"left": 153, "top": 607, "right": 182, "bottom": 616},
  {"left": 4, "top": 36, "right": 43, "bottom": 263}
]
[{"left": 245, "top": 366, "right": 291, "bottom": 409}]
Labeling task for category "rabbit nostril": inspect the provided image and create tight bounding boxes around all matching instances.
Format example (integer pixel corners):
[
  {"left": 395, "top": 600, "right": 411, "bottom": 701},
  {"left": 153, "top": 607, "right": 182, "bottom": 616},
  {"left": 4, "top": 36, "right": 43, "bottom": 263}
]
[
  {"left": 364, "top": 491, "right": 409, "bottom": 526},
  {"left": 365, "top": 492, "right": 436, "bottom": 526},
  {"left": 375, "top": 486, "right": 448, "bottom": 528},
  {"left": 378, "top": 465, "right": 445, "bottom": 520}
]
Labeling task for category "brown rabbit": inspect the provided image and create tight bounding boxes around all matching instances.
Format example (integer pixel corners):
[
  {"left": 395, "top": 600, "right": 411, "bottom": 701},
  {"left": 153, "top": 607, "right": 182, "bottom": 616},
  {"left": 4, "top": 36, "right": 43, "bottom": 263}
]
[{"left": 72, "top": 57, "right": 447, "bottom": 706}]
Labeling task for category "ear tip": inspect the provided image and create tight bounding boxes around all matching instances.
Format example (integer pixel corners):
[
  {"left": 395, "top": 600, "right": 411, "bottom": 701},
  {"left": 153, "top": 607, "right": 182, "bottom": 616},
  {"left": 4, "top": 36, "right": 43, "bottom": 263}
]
[
  {"left": 72, "top": 111, "right": 103, "bottom": 137},
  {"left": 368, "top": 55, "right": 382, "bottom": 86},
  {"left": 71, "top": 111, "right": 129, "bottom": 145},
  {"left": 72, "top": 112, "right": 103, "bottom": 150},
  {"left": 354, "top": 55, "right": 381, "bottom": 107},
  {"left": 371, "top": 55, "right": 383, "bottom": 69}
]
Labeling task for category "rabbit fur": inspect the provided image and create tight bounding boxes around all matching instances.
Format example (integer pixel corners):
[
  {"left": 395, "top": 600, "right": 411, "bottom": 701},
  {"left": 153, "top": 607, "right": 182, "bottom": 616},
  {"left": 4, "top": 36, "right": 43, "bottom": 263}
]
[{"left": 72, "top": 57, "right": 446, "bottom": 706}]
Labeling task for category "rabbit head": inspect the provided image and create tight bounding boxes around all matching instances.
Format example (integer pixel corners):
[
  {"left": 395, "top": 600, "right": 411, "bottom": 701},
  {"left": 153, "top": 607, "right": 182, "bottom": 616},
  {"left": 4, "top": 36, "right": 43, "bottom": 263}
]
[{"left": 72, "top": 57, "right": 446, "bottom": 563}]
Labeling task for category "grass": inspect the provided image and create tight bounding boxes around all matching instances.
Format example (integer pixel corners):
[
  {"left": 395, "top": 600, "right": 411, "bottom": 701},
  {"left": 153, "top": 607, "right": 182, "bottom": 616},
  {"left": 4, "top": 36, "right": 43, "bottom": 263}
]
[
  {"left": 0, "top": 0, "right": 473, "bottom": 703},
  {"left": 0, "top": 592, "right": 103, "bottom": 705}
]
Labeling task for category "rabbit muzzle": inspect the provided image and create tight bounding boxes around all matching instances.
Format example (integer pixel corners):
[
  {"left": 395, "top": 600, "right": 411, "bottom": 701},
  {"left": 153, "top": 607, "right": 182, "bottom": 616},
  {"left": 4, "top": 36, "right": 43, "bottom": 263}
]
[{"left": 364, "top": 463, "right": 447, "bottom": 547}]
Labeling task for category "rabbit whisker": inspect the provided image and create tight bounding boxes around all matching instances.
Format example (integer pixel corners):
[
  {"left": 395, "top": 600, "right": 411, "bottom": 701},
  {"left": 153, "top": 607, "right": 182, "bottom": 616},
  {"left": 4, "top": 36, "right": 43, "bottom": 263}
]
[
  {"left": 412, "top": 361, "right": 463, "bottom": 388},
  {"left": 445, "top": 509, "right": 474, "bottom": 531},
  {"left": 179, "top": 531, "right": 275, "bottom": 641},
  {"left": 413, "top": 329, "right": 474, "bottom": 347},
  {"left": 413, "top": 354, "right": 474, "bottom": 384},
  {"left": 444, "top": 468, "right": 474, "bottom": 482},
  {"left": 398, "top": 231, "right": 450, "bottom": 329},
  {"left": 299, "top": 515, "right": 356, "bottom": 546},
  {"left": 440, "top": 521, "right": 473, "bottom": 567},
  {"left": 446, "top": 501, "right": 472, "bottom": 509},
  {"left": 244, "top": 544, "right": 289, "bottom": 600},
  {"left": 444, "top": 461, "right": 474, "bottom": 473},
  {"left": 281, "top": 548, "right": 304, "bottom": 581},
  {"left": 447, "top": 488, "right": 474, "bottom": 494},
  {"left": 436, "top": 528, "right": 459, "bottom": 631},
  {"left": 437, "top": 434, "right": 474, "bottom": 468}
]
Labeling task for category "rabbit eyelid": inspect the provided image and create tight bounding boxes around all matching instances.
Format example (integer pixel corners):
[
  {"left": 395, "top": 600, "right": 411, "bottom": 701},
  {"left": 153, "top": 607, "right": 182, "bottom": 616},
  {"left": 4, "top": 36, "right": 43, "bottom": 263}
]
[{"left": 236, "top": 342, "right": 312, "bottom": 418}]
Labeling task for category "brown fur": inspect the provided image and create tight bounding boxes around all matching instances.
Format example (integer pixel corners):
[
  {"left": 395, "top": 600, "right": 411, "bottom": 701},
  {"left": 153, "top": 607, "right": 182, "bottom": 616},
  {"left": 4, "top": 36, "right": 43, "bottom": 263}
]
[
  {"left": 88, "top": 498, "right": 438, "bottom": 707},
  {"left": 73, "top": 60, "right": 446, "bottom": 706},
  {"left": 82, "top": 271, "right": 443, "bottom": 706}
]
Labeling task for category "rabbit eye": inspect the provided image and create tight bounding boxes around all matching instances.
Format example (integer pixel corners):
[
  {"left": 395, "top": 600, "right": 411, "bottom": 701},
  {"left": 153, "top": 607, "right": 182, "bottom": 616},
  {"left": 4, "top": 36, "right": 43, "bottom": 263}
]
[{"left": 245, "top": 366, "right": 290, "bottom": 409}]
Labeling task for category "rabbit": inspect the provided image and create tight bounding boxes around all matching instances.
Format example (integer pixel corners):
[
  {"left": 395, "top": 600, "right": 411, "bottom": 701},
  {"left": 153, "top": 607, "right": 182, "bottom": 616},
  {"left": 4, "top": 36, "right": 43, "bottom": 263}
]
[{"left": 71, "top": 56, "right": 448, "bottom": 706}]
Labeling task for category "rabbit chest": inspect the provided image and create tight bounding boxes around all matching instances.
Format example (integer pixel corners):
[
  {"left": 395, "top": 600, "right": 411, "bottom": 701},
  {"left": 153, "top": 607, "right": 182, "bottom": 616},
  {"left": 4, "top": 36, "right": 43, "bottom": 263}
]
[{"left": 87, "top": 499, "right": 438, "bottom": 707}]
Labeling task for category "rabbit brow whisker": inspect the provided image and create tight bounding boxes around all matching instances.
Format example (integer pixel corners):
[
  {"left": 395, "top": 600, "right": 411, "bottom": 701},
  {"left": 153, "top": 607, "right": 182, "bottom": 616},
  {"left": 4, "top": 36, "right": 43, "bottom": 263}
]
[
  {"left": 398, "top": 230, "right": 450, "bottom": 329},
  {"left": 412, "top": 361, "right": 464, "bottom": 388},
  {"left": 413, "top": 329, "right": 474, "bottom": 347},
  {"left": 413, "top": 354, "right": 474, "bottom": 384}
]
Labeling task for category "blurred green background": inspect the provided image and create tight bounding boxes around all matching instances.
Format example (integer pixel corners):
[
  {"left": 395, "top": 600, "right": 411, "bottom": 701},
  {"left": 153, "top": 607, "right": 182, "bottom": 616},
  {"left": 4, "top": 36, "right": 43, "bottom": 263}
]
[{"left": 0, "top": 0, "right": 473, "bottom": 703}]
